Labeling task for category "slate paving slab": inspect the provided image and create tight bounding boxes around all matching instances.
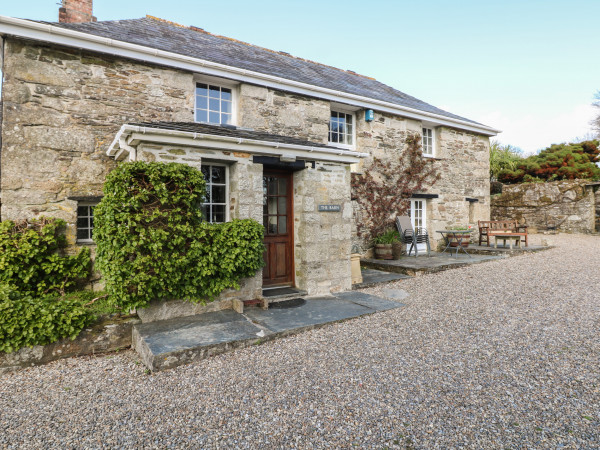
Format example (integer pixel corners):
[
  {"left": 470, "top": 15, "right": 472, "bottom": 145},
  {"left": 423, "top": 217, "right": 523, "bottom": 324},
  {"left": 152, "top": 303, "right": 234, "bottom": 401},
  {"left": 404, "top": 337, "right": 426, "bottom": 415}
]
[
  {"left": 133, "top": 293, "right": 404, "bottom": 371},
  {"left": 353, "top": 268, "right": 410, "bottom": 289}
]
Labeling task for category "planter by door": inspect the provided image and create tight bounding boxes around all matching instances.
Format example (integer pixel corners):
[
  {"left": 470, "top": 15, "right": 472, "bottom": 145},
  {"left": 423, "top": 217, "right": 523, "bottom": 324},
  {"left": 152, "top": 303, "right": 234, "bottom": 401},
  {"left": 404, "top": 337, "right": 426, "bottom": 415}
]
[
  {"left": 374, "top": 243, "right": 393, "bottom": 260},
  {"left": 263, "top": 171, "right": 294, "bottom": 287}
]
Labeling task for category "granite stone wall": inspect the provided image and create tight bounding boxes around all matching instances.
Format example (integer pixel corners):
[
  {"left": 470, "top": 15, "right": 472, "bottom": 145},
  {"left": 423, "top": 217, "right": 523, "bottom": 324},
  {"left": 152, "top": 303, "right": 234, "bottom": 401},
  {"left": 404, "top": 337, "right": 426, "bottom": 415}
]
[
  {"left": 353, "top": 112, "right": 490, "bottom": 250},
  {"left": 491, "top": 180, "right": 597, "bottom": 233}
]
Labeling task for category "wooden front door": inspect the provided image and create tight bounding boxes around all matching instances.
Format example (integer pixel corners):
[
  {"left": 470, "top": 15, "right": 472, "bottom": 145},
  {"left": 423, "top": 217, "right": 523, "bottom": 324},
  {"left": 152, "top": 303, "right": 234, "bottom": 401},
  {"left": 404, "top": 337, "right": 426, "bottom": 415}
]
[{"left": 263, "top": 171, "right": 294, "bottom": 286}]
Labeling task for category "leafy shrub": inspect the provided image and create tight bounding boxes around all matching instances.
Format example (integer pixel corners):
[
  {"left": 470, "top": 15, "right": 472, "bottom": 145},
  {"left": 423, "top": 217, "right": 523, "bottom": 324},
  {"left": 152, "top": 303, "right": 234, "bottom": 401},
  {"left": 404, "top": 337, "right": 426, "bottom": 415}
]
[
  {"left": 498, "top": 140, "right": 600, "bottom": 183},
  {"left": 94, "top": 162, "right": 265, "bottom": 311},
  {"left": 373, "top": 229, "right": 400, "bottom": 244},
  {"left": 0, "top": 284, "right": 92, "bottom": 353},
  {"left": 0, "top": 218, "right": 91, "bottom": 295}
]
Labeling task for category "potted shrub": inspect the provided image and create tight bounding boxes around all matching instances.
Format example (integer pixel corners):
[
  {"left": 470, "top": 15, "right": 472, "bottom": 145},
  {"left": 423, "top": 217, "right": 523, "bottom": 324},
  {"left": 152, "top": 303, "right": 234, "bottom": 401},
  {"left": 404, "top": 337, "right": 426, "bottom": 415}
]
[
  {"left": 373, "top": 229, "right": 400, "bottom": 259},
  {"left": 448, "top": 225, "right": 472, "bottom": 247}
]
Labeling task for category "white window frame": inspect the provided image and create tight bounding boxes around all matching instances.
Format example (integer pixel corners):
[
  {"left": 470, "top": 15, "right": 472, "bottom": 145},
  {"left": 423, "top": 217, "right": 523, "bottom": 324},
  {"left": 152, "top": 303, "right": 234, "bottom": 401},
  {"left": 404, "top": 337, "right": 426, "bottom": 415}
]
[
  {"left": 201, "top": 163, "right": 230, "bottom": 223},
  {"left": 422, "top": 126, "right": 436, "bottom": 157},
  {"left": 328, "top": 104, "right": 356, "bottom": 149},
  {"left": 76, "top": 202, "right": 97, "bottom": 244},
  {"left": 194, "top": 75, "right": 238, "bottom": 126}
]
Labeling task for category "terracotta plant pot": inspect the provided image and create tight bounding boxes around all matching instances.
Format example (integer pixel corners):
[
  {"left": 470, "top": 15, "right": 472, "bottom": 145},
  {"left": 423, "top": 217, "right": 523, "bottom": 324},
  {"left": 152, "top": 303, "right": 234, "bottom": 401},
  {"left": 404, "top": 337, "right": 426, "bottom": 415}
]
[{"left": 374, "top": 243, "right": 393, "bottom": 260}]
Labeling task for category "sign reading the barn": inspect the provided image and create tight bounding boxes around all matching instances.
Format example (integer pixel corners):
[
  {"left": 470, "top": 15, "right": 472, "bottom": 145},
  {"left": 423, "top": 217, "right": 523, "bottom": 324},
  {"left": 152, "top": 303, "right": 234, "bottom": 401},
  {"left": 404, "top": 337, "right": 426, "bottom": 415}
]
[{"left": 318, "top": 204, "right": 341, "bottom": 212}]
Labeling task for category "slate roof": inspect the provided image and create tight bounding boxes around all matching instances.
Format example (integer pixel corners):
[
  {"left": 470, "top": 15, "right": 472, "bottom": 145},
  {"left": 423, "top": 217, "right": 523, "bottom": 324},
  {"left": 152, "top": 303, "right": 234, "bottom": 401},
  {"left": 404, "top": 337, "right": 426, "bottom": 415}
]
[
  {"left": 127, "top": 122, "right": 339, "bottom": 149},
  {"left": 40, "top": 16, "right": 483, "bottom": 126}
]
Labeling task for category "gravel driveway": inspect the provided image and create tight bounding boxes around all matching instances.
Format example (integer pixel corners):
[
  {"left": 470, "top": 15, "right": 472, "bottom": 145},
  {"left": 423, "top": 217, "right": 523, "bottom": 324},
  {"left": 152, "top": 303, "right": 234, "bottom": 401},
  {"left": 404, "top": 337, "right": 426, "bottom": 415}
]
[{"left": 1, "top": 234, "right": 599, "bottom": 448}]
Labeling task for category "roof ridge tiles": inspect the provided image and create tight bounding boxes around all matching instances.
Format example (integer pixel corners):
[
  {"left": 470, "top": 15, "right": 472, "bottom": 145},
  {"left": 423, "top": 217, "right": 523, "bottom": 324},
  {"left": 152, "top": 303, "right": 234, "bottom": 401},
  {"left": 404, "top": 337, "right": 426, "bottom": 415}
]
[{"left": 144, "top": 15, "right": 376, "bottom": 81}]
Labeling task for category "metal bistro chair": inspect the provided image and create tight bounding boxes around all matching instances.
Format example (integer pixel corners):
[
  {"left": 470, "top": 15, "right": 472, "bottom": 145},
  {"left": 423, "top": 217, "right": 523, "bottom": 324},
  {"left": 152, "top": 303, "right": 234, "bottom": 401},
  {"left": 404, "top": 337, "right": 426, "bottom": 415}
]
[{"left": 395, "top": 216, "right": 431, "bottom": 257}]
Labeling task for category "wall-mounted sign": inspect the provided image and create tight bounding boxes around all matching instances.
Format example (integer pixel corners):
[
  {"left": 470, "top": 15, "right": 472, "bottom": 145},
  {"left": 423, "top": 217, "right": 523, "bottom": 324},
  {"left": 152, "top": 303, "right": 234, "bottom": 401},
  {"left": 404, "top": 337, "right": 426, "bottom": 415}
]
[{"left": 318, "top": 204, "right": 341, "bottom": 212}]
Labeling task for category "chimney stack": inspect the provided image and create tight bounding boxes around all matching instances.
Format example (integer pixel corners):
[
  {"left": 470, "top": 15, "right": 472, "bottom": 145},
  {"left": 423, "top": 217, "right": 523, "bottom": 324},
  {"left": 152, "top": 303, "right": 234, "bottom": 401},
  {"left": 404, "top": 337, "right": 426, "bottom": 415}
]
[{"left": 59, "top": 0, "right": 97, "bottom": 23}]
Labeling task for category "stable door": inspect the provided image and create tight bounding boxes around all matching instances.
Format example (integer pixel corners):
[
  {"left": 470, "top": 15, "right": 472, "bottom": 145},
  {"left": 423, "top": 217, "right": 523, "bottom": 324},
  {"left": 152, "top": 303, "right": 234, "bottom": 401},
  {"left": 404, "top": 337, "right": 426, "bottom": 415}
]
[{"left": 263, "top": 172, "right": 294, "bottom": 286}]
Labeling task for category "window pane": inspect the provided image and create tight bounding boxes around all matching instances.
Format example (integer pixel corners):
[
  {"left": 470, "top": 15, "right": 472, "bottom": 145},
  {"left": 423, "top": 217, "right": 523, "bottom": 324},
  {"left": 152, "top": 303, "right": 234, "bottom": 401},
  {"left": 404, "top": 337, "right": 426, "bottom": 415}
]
[
  {"left": 201, "top": 205, "right": 209, "bottom": 221},
  {"left": 268, "top": 216, "right": 277, "bottom": 234},
  {"left": 268, "top": 177, "right": 277, "bottom": 195},
  {"left": 196, "top": 96, "right": 208, "bottom": 109},
  {"left": 209, "top": 112, "right": 220, "bottom": 123},
  {"left": 209, "top": 85, "right": 220, "bottom": 98},
  {"left": 212, "top": 205, "right": 226, "bottom": 223},
  {"left": 201, "top": 166, "right": 210, "bottom": 179},
  {"left": 347, "top": 133, "right": 353, "bottom": 145},
  {"left": 212, "top": 166, "right": 226, "bottom": 183},
  {"left": 278, "top": 178, "right": 287, "bottom": 196},
  {"left": 77, "top": 206, "right": 88, "bottom": 217},
  {"left": 196, "top": 84, "right": 208, "bottom": 96},
  {"left": 209, "top": 98, "right": 220, "bottom": 111},
  {"left": 222, "top": 114, "right": 232, "bottom": 125},
  {"left": 278, "top": 197, "right": 286, "bottom": 215},
  {"left": 77, "top": 217, "right": 88, "bottom": 228},
  {"left": 212, "top": 185, "right": 226, "bottom": 203},
  {"left": 278, "top": 217, "right": 287, "bottom": 234},
  {"left": 221, "top": 101, "right": 232, "bottom": 114},
  {"left": 330, "top": 132, "right": 339, "bottom": 143},
  {"left": 221, "top": 89, "right": 232, "bottom": 101},
  {"left": 268, "top": 197, "right": 277, "bottom": 215},
  {"left": 197, "top": 110, "right": 208, "bottom": 122},
  {"left": 77, "top": 228, "right": 89, "bottom": 240}
]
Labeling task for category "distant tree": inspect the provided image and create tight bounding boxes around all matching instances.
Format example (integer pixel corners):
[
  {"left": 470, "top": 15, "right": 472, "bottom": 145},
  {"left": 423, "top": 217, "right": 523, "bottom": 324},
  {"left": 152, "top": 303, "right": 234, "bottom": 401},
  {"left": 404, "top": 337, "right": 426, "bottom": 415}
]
[
  {"left": 498, "top": 140, "right": 600, "bottom": 183},
  {"left": 489, "top": 140, "right": 523, "bottom": 182}
]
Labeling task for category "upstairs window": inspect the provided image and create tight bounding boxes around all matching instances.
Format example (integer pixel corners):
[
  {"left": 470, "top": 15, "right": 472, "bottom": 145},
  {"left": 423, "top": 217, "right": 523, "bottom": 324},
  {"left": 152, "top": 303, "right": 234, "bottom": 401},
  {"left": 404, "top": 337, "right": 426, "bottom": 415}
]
[
  {"left": 422, "top": 127, "right": 435, "bottom": 157},
  {"left": 201, "top": 164, "right": 228, "bottom": 223},
  {"left": 195, "top": 83, "right": 233, "bottom": 125},
  {"left": 76, "top": 202, "right": 97, "bottom": 243},
  {"left": 329, "top": 111, "right": 354, "bottom": 146}
]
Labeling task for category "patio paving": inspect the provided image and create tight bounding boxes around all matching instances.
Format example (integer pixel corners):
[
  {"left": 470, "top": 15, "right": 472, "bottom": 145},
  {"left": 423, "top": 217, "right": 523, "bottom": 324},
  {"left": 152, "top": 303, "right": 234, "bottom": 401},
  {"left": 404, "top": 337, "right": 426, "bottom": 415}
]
[{"left": 133, "top": 291, "right": 403, "bottom": 371}]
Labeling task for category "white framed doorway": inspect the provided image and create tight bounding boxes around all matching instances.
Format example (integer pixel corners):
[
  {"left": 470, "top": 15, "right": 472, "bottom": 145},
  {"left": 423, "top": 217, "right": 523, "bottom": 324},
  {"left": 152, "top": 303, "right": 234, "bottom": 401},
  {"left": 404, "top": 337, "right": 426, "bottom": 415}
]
[{"left": 407, "top": 199, "right": 427, "bottom": 255}]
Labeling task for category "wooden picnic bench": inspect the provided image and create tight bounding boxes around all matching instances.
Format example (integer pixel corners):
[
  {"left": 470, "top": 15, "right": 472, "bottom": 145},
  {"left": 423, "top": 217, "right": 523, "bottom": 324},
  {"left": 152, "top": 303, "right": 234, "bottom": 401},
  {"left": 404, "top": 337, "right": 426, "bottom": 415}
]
[{"left": 478, "top": 220, "right": 528, "bottom": 247}]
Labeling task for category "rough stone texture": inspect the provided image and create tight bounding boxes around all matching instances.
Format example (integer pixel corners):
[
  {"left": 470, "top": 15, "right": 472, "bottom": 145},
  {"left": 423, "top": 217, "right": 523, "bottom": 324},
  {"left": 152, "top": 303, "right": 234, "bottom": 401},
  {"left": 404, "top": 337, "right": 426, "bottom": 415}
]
[
  {"left": 353, "top": 112, "right": 490, "bottom": 250},
  {"left": 0, "top": 38, "right": 193, "bottom": 243},
  {"left": 294, "top": 162, "right": 353, "bottom": 295},
  {"left": 136, "top": 298, "right": 233, "bottom": 323},
  {"left": 491, "top": 180, "right": 597, "bottom": 233},
  {"left": 0, "top": 314, "right": 139, "bottom": 373},
  {"left": 238, "top": 84, "right": 330, "bottom": 143}
]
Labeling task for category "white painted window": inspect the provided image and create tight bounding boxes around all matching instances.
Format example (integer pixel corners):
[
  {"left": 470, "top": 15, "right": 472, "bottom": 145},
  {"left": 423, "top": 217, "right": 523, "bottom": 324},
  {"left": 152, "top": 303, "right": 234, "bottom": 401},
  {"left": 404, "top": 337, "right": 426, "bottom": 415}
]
[
  {"left": 76, "top": 202, "right": 97, "bottom": 243},
  {"left": 329, "top": 110, "right": 354, "bottom": 146},
  {"left": 201, "top": 164, "right": 229, "bottom": 223},
  {"left": 422, "top": 127, "right": 435, "bottom": 157},
  {"left": 195, "top": 83, "right": 234, "bottom": 125}
]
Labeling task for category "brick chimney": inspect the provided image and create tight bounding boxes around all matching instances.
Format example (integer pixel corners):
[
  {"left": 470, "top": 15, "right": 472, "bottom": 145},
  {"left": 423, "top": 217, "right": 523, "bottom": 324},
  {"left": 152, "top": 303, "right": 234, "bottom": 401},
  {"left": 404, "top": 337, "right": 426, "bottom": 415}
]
[{"left": 59, "top": 0, "right": 97, "bottom": 23}]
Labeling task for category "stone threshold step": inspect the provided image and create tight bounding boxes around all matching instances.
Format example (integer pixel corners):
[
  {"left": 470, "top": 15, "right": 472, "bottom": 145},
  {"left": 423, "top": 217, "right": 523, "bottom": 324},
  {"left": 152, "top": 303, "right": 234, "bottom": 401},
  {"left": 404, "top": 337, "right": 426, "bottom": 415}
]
[{"left": 133, "top": 291, "right": 403, "bottom": 371}]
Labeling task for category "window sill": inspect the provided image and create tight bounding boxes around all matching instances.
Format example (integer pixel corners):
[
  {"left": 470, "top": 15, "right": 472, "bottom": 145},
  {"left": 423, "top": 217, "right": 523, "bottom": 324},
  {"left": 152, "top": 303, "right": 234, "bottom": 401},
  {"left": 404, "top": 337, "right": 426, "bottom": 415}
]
[
  {"left": 77, "top": 240, "right": 96, "bottom": 246},
  {"left": 328, "top": 143, "right": 357, "bottom": 151}
]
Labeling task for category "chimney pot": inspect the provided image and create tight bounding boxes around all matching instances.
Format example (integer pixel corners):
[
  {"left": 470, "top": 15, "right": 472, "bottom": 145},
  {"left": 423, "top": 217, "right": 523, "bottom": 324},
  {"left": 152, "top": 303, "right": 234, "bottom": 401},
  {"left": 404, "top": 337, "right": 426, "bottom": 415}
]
[{"left": 59, "top": 0, "right": 97, "bottom": 23}]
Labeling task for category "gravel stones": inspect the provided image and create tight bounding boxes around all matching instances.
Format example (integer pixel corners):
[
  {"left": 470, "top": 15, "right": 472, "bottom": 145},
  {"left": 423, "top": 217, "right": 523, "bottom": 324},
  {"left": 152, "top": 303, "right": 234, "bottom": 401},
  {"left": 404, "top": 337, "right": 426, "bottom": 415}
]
[{"left": 1, "top": 233, "right": 599, "bottom": 448}]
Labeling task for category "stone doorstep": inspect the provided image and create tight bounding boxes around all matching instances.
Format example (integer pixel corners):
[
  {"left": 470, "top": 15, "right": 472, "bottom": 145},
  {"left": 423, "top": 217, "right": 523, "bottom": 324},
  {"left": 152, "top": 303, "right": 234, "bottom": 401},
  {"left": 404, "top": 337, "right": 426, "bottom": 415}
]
[{"left": 132, "top": 292, "right": 403, "bottom": 371}]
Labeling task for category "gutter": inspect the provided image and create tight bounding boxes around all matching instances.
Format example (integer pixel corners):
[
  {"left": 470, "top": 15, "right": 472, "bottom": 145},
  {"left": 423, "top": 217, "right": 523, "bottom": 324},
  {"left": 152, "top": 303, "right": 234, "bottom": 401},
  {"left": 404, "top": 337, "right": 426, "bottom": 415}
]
[
  {"left": 0, "top": 15, "right": 501, "bottom": 137},
  {"left": 107, "top": 124, "right": 369, "bottom": 164}
]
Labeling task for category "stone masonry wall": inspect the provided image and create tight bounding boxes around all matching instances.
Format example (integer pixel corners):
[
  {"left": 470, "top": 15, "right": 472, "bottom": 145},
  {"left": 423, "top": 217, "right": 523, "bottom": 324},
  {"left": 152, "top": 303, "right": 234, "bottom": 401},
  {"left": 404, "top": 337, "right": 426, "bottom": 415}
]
[
  {"left": 353, "top": 112, "right": 490, "bottom": 250},
  {"left": 491, "top": 180, "right": 597, "bottom": 233},
  {"left": 294, "top": 162, "right": 353, "bottom": 295},
  {"left": 1, "top": 39, "right": 194, "bottom": 243}
]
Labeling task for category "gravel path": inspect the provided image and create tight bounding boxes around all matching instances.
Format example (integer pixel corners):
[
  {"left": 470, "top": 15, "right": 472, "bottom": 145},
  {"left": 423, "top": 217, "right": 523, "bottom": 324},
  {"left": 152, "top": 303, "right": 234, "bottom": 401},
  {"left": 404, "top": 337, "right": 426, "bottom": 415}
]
[{"left": 1, "top": 234, "right": 599, "bottom": 448}]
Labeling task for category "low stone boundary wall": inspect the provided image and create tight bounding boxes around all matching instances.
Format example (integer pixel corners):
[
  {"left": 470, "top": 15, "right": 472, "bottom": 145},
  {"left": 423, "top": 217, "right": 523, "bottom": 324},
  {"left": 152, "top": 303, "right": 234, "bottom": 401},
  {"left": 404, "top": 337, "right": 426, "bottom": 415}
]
[
  {"left": 0, "top": 314, "right": 140, "bottom": 373},
  {"left": 491, "top": 180, "right": 598, "bottom": 233}
]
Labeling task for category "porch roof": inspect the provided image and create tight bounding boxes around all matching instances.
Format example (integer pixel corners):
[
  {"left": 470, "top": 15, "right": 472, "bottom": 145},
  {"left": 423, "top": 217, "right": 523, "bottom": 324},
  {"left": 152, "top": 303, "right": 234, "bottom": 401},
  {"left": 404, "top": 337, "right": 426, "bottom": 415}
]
[{"left": 107, "top": 122, "right": 369, "bottom": 164}]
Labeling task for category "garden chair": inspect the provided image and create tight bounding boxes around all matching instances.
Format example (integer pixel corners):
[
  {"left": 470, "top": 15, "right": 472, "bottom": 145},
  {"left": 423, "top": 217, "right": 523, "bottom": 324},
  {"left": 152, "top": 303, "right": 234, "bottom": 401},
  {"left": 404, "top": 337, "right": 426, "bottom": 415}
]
[{"left": 395, "top": 215, "right": 431, "bottom": 257}]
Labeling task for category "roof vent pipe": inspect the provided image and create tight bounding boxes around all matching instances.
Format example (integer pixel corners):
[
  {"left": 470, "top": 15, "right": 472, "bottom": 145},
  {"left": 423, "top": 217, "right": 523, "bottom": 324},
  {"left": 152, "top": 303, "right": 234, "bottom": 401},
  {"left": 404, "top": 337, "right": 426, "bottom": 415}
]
[{"left": 59, "top": 0, "right": 97, "bottom": 23}]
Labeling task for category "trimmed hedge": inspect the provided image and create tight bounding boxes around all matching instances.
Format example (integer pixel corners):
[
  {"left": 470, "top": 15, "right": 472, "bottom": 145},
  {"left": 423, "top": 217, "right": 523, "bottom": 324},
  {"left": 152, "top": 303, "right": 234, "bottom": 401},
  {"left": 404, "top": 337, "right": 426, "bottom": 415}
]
[
  {"left": 0, "top": 218, "right": 91, "bottom": 296},
  {"left": 0, "top": 284, "right": 92, "bottom": 353},
  {"left": 94, "top": 161, "right": 265, "bottom": 311}
]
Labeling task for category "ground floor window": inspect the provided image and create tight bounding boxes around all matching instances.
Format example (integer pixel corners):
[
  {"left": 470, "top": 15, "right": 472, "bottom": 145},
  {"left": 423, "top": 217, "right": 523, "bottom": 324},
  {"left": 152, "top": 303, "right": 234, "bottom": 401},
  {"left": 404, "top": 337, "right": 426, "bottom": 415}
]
[
  {"left": 201, "top": 164, "right": 228, "bottom": 223},
  {"left": 76, "top": 203, "right": 97, "bottom": 243}
]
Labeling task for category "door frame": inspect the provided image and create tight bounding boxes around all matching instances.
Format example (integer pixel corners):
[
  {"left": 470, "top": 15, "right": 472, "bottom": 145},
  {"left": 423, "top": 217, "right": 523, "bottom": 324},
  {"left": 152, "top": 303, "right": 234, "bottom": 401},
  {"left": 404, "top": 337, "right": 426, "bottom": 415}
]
[
  {"left": 262, "top": 170, "right": 295, "bottom": 287},
  {"left": 408, "top": 198, "right": 427, "bottom": 255}
]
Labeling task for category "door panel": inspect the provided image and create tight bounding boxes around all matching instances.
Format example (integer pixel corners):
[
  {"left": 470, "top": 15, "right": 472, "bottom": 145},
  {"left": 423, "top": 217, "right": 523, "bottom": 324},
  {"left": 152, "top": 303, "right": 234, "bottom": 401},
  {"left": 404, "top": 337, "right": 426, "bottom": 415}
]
[
  {"left": 263, "top": 171, "right": 294, "bottom": 286},
  {"left": 408, "top": 199, "right": 427, "bottom": 255}
]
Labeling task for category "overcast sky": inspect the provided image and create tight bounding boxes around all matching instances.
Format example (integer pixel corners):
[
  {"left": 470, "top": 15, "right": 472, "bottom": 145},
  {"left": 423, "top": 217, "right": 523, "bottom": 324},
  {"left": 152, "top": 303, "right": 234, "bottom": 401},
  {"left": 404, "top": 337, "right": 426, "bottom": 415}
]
[{"left": 2, "top": 0, "right": 599, "bottom": 154}]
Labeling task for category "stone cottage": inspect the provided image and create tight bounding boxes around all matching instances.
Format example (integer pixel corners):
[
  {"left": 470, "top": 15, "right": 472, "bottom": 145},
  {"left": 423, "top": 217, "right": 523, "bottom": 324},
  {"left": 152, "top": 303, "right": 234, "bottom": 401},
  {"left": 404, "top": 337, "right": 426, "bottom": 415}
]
[{"left": 0, "top": 0, "right": 499, "bottom": 301}]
